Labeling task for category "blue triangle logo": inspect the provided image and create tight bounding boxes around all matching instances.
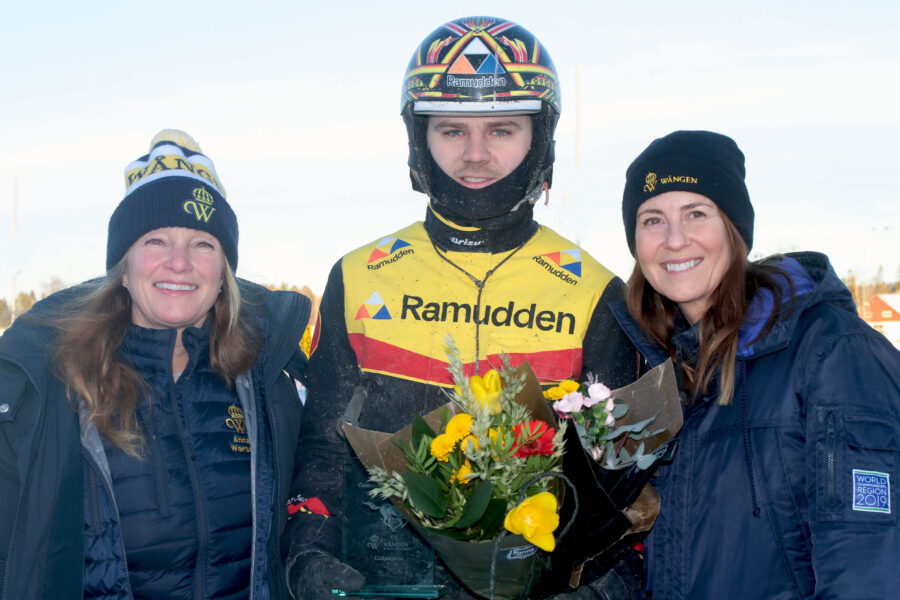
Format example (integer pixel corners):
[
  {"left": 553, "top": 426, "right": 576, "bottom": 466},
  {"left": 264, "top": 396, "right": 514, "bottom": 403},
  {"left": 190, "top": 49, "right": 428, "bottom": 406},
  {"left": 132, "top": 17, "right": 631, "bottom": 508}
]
[
  {"left": 372, "top": 305, "right": 392, "bottom": 320},
  {"left": 391, "top": 239, "right": 411, "bottom": 252},
  {"left": 476, "top": 54, "right": 504, "bottom": 74}
]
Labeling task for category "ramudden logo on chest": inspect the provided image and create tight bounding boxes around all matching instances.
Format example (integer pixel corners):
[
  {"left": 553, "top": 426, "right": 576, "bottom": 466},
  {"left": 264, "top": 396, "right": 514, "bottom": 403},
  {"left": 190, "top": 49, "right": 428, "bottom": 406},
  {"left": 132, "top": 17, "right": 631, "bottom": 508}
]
[
  {"left": 533, "top": 249, "right": 581, "bottom": 285},
  {"left": 355, "top": 291, "right": 392, "bottom": 320},
  {"left": 367, "top": 237, "right": 414, "bottom": 270}
]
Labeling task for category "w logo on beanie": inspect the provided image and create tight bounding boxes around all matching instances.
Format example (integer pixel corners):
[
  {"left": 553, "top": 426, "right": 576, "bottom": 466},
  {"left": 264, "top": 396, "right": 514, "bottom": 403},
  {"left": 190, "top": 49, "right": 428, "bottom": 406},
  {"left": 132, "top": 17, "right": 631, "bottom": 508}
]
[{"left": 184, "top": 187, "right": 217, "bottom": 223}]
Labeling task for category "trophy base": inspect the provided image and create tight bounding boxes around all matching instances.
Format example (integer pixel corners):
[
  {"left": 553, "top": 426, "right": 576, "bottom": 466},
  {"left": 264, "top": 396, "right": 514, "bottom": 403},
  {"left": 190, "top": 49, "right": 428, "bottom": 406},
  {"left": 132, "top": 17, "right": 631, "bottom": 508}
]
[{"left": 332, "top": 585, "right": 446, "bottom": 598}]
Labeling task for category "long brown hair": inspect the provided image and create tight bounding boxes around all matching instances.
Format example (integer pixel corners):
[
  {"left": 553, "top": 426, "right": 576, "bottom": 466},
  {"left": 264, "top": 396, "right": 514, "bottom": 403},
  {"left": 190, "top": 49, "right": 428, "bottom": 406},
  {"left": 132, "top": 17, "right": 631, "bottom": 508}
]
[
  {"left": 626, "top": 218, "right": 791, "bottom": 405},
  {"left": 56, "top": 259, "right": 260, "bottom": 456}
]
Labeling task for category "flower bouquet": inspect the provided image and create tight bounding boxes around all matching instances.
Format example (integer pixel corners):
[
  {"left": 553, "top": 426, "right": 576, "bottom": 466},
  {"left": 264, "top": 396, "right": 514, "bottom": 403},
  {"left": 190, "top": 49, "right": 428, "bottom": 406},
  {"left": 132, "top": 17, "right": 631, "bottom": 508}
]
[
  {"left": 342, "top": 339, "right": 566, "bottom": 600},
  {"left": 532, "top": 360, "right": 683, "bottom": 594}
]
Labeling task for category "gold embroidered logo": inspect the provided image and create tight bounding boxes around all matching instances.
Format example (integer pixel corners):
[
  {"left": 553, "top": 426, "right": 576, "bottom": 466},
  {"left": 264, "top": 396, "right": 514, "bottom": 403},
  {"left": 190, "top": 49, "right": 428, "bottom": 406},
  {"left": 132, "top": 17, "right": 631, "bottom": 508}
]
[
  {"left": 659, "top": 175, "right": 699, "bottom": 185},
  {"left": 226, "top": 403, "right": 245, "bottom": 433},
  {"left": 644, "top": 172, "right": 657, "bottom": 193},
  {"left": 183, "top": 187, "right": 216, "bottom": 223},
  {"left": 226, "top": 403, "right": 251, "bottom": 454}
]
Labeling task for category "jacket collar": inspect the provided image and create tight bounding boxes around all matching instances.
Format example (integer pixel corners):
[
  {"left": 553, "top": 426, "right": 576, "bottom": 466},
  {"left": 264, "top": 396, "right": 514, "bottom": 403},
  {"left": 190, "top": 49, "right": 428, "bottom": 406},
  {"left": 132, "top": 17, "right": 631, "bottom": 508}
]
[
  {"left": 424, "top": 203, "right": 538, "bottom": 254},
  {"left": 610, "top": 252, "right": 855, "bottom": 365}
]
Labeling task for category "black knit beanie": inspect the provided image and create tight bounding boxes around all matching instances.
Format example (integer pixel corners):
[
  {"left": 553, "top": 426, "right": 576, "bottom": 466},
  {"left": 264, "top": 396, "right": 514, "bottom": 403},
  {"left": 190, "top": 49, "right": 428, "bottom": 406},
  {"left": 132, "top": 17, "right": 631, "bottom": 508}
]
[
  {"left": 106, "top": 129, "right": 238, "bottom": 270},
  {"left": 622, "top": 130, "right": 753, "bottom": 255}
]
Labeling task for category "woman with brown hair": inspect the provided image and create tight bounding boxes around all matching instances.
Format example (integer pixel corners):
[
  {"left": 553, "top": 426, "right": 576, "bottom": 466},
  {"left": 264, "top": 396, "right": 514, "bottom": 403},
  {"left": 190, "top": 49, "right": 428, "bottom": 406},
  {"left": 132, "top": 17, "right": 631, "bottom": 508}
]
[
  {"left": 0, "top": 130, "right": 310, "bottom": 600},
  {"left": 610, "top": 130, "right": 900, "bottom": 599}
]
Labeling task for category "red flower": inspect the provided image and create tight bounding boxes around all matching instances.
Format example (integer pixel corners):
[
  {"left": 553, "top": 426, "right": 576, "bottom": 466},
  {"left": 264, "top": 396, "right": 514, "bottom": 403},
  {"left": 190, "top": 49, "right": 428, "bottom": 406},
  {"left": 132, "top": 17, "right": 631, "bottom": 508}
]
[{"left": 512, "top": 421, "right": 556, "bottom": 457}]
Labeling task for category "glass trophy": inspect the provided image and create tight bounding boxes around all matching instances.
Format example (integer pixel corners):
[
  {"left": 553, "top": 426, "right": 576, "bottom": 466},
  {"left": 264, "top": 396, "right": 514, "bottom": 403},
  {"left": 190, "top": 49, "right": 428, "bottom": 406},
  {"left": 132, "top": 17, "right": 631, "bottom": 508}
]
[{"left": 340, "top": 458, "right": 442, "bottom": 597}]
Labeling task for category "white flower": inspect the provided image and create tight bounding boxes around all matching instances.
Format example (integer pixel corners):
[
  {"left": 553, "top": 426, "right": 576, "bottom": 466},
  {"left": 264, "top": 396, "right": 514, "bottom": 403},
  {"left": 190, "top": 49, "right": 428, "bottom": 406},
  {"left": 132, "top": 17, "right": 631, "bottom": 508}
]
[{"left": 586, "top": 382, "right": 611, "bottom": 404}]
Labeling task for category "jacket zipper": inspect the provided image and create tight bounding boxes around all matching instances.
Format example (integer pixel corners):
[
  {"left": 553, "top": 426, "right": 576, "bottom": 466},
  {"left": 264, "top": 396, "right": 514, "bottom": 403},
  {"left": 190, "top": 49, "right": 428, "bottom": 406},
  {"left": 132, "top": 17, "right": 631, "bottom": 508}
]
[
  {"left": 268, "top": 376, "right": 282, "bottom": 590},
  {"left": 172, "top": 375, "right": 209, "bottom": 600},
  {"left": 824, "top": 411, "right": 839, "bottom": 510}
]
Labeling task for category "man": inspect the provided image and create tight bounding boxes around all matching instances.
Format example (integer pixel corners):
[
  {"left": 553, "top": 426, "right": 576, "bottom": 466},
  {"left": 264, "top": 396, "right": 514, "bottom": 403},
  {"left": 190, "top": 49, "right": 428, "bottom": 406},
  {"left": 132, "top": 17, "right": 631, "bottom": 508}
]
[{"left": 286, "top": 16, "right": 639, "bottom": 600}]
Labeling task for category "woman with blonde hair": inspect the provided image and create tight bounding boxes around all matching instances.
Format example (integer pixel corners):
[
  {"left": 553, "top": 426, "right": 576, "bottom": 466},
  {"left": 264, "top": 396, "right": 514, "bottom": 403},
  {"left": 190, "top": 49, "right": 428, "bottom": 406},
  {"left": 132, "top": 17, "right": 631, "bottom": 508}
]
[
  {"left": 611, "top": 130, "right": 900, "bottom": 599},
  {"left": 0, "top": 130, "right": 310, "bottom": 600}
]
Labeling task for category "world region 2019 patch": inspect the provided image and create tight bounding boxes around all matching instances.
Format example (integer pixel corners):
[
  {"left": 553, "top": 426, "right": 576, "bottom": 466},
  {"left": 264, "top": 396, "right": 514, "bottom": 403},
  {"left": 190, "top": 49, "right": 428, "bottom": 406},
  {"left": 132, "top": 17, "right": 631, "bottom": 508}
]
[{"left": 852, "top": 469, "right": 891, "bottom": 513}]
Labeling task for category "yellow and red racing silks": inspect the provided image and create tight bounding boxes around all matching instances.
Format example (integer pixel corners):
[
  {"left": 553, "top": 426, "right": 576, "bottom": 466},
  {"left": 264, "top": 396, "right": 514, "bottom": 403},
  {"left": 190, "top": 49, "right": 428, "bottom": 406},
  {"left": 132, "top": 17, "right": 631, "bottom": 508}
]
[{"left": 342, "top": 222, "right": 616, "bottom": 386}]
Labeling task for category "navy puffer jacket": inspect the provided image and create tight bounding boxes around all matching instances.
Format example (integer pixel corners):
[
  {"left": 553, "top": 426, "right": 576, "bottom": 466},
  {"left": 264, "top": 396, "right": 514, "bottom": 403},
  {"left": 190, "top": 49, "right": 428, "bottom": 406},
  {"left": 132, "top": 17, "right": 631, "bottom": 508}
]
[
  {"left": 610, "top": 252, "right": 900, "bottom": 600},
  {"left": 84, "top": 323, "right": 258, "bottom": 600},
  {"left": 0, "top": 279, "right": 309, "bottom": 600}
]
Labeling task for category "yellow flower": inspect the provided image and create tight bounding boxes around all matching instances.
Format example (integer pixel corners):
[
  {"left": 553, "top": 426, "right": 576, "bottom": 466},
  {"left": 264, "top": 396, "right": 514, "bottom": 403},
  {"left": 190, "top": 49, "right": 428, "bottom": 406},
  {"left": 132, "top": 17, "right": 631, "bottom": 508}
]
[
  {"left": 488, "top": 427, "right": 508, "bottom": 446},
  {"left": 559, "top": 380, "right": 580, "bottom": 393},
  {"left": 470, "top": 369, "right": 502, "bottom": 414},
  {"left": 430, "top": 433, "right": 456, "bottom": 462},
  {"left": 460, "top": 434, "right": 480, "bottom": 453},
  {"left": 487, "top": 427, "right": 512, "bottom": 459},
  {"left": 543, "top": 386, "right": 565, "bottom": 401},
  {"left": 451, "top": 459, "right": 473, "bottom": 485},
  {"left": 503, "top": 492, "right": 560, "bottom": 552},
  {"left": 445, "top": 413, "right": 474, "bottom": 443}
]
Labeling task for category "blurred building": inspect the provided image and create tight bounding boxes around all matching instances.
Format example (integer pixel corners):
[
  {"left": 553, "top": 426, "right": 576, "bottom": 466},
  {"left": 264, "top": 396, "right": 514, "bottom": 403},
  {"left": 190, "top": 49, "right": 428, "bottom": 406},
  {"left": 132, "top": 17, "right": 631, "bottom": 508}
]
[{"left": 859, "top": 294, "right": 900, "bottom": 349}]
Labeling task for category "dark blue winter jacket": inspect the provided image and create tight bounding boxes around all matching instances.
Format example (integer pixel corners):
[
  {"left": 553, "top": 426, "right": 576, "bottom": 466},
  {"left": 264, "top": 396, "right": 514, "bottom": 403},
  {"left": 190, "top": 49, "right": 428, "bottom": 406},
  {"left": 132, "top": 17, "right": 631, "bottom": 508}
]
[
  {"left": 0, "top": 279, "right": 309, "bottom": 600},
  {"left": 83, "top": 323, "right": 259, "bottom": 600},
  {"left": 610, "top": 252, "right": 900, "bottom": 600}
]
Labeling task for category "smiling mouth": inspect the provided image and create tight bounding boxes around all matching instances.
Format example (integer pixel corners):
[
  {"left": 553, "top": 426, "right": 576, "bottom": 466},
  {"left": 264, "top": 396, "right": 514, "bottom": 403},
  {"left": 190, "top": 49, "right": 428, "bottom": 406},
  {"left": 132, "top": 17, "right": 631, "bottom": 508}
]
[
  {"left": 665, "top": 259, "right": 701, "bottom": 273},
  {"left": 458, "top": 176, "right": 495, "bottom": 188},
  {"left": 155, "top": 282, "right": 197, "bottom": 291}
]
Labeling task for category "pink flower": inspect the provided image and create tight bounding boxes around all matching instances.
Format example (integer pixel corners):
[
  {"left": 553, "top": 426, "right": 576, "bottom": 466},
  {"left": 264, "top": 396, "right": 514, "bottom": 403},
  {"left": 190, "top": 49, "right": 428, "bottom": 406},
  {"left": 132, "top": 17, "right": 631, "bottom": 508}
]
[
  {"left": 604, "top": 413, "right": 615, "bottom": 426},
  {"left": 585, "top": 383, "right": 611, "bottom": 407},
  {"left": 553, "top": 392, "right": 584, "bottom": 414}
]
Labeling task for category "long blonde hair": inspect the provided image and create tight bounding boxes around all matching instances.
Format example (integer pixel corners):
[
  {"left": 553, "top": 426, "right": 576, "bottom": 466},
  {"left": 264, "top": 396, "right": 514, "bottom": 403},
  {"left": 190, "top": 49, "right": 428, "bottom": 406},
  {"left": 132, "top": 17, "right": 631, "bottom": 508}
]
[
  {"left": 626, "top": 218, "right": 790, "bottom": 405},
  {"left": 56, "top": 259, "right": 259, "bottom": 456}
]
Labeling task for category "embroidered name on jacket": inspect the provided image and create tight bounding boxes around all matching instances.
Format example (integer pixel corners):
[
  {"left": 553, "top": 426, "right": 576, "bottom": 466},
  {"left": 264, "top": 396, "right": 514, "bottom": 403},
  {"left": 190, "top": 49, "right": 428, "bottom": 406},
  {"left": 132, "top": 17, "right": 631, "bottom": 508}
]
[
  {"left": 225, "top": 403, "right": 251, "bottom": 454},
  {"left": 342, "top": 223, "right": 615, "bottom": 386}
]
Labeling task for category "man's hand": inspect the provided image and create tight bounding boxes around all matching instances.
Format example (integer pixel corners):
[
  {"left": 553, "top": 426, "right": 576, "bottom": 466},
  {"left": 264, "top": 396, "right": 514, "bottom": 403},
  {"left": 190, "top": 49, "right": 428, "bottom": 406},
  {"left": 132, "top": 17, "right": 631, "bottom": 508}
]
[{"left": 289, "top": 552, "right": 366, "bottom": 600}]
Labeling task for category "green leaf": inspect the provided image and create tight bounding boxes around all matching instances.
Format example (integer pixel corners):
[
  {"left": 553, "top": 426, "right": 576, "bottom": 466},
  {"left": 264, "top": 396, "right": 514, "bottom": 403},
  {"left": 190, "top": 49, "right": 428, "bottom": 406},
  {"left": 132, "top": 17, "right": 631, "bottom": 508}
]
[
  {"left": 411, "top": 415, "right": 436, "bottom": 450},
  {"left": 476, "top": 498, "right": 508, "bottom": 538},
  {"left": 426, "top": 526, "right": 478, "bottom": 540},
  {"left": 455, "top": 481, "right": 494, "bottom": 529},
  {"left": 612, "top": 403, "right": 628, "bottom": 419},
  {"left": 402, "top": 472, "right": 449, "bottom": 518},
  {"left": 636, "top": 454, "right": 657, "bottom": 470}
]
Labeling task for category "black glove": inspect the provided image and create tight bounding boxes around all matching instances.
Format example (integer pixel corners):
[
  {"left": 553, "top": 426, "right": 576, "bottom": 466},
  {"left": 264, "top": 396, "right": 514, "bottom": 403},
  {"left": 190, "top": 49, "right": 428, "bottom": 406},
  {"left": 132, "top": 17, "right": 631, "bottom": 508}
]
[
  {"left": 289, "top": 552, "right": 366, "bottom": 600},
  {"left": 549, "top": 549, "right": 643, "bottom": 600},
  {"left": 550, "top": 570, "right": 631, "bottom": 600}
]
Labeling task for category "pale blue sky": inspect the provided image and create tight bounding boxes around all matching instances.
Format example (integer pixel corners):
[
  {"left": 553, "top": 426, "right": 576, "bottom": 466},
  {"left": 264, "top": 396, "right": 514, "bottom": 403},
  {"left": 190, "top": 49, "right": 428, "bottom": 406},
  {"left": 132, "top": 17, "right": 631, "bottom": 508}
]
[{"left": 2, "top": 1, "right": 898, "bottom": 302}]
